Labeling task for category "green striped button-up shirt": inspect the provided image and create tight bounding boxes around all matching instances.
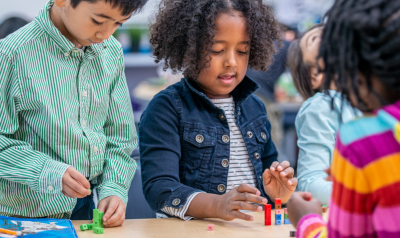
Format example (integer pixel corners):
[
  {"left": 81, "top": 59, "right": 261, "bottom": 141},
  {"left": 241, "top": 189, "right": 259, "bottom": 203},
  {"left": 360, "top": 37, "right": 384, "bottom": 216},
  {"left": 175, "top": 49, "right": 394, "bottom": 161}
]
[{"left": 0, "top": 1, "right": 137, "bottom": 218}]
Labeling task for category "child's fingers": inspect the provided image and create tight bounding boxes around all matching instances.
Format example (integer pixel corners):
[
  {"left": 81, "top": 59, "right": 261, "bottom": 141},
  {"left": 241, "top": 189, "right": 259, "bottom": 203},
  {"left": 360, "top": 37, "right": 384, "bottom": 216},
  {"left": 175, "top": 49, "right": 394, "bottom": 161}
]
[
  {"left": 105, "top": 215, "right": 125, "bottom": 228},
  {"left": 65, "top": 176, "right": 90, "bottom": 197},
  {"left": 104, "top": 204, "right": 125, "bottom": 227},
  {"left": 276, "top": 161, "right": 290, "bottom": 172},
  {"left": 287, "top": 177, "right": 298, "bottom": 187},
  {"left": 69, "top": 169, "right": 91, "bottom": 190},
  {"left": 235, "top": 183, "right": 261, "bottom": 196},
  {"left": 229, "top": 210, "right": 254, "bottom": 221},
  {"left": 269, "top": 161, "right": 280, "bottom": 171},
  {"left": 235, "top": 192, "right": 268, "bottom": 204},
  {"left": 102, "top": 198, "right": 119, "bottom": 222},
  {"left": 280, "top": 167, "right": 294, "bottom": 178},
  {"left": 63, "top": 183, "right": 85, "bottom": 198},
  {"left": 297, "top": 192, "right": 313, "bottom": 200},
  {"left": 231, "top": 201, "right": 263, "bottom": 212},
  {"left": 262, "top": 169, "right": 272, "bottom": 185}
]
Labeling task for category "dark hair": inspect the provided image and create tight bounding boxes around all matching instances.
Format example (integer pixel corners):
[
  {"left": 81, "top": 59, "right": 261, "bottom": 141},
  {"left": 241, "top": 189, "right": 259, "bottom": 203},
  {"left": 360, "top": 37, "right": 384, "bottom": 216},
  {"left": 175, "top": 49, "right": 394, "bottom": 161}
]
[
  {"left": 319, "top": 0, "right": 400, "bottom": 110},
  {"left": 0, "top": 17, "right": 29, "bottom": 39},
  {"left": 287, "top": 23, "right": 324, "bottom": 99},
  {"left": 70, "top": 0, "right": 148, "bottom": 16},
  {"left": 150, "top": 0, "right": 282, "bottom": 80}
]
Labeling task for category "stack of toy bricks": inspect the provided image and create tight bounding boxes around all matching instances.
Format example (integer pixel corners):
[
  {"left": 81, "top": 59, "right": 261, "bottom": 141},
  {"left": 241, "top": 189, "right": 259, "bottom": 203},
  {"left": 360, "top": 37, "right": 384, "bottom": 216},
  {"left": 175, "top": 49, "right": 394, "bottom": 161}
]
[
  {"left": 80, "top": 209, "right": 104, "bottom": 234},
  {"left": 264, "top": 204, "right": 271, "bottom": 225},
  {"left": 275, "top": 198, "right": 282, "bottom": 225},
  {"left": 284, "top": 208, "right": 291, "bottom": 224}
]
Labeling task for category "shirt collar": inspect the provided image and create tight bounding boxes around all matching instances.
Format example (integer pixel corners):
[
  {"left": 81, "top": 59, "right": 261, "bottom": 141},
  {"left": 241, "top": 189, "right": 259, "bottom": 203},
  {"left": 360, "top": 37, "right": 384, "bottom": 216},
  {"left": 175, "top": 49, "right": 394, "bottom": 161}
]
[
  {"left": 35, "top": 0, "right": 106, "bottom": 57},
  {"left": 183, "top": 76, "right": 260, "bottom": 107}
]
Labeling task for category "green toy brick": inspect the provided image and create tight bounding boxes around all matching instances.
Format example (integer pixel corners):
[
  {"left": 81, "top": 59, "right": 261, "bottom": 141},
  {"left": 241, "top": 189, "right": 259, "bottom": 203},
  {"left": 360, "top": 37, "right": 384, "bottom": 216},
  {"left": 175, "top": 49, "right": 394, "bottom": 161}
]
[
  {"left": 93, "top": 209, "right": 105, "bottom": 228},
  {"left": 80, "top": 224, "right": 88, "bottom": 231},
  {"left": 93, "top": 227, "right": 104, "bottom": 234},
  {"left": 284, "top": 214, "right": 289, "bottom": 219},
  {"left": 87, "top": 223, "right": 93, "bottom": 230}
]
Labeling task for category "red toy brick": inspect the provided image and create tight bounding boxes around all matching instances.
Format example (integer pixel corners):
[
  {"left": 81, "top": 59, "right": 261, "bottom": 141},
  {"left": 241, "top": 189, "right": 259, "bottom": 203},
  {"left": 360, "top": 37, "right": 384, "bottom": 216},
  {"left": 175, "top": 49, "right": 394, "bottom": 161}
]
[
  {"left": 264, "top": 204, "right": 271, "bottom": 226},
  {"left": 275, "top": 198, "right": 281, "bottom": 205}
]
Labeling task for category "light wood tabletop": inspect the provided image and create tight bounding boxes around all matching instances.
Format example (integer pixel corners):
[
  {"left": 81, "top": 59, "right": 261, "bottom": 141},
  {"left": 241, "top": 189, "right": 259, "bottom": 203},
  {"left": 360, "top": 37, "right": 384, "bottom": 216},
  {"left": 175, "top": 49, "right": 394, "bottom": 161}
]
[{"left": 73, "top": 211, "right": 328, "bottom": 238}]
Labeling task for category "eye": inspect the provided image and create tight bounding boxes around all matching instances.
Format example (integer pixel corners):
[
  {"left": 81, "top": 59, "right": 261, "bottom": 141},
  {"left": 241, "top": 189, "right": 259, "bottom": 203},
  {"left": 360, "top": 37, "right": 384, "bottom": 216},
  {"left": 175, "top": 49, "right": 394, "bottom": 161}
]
[
  {"left": 116, "top": 22, "right": 123, "bottom": 27},
  {"left": 92, "top": 18, "right": 104, "bottom": 26},
  {"left": 238, "top": 50, "right": 249, "bottom": 55},
  {"left": 212, "top": 50, "right": 223, "bottom": 54}
]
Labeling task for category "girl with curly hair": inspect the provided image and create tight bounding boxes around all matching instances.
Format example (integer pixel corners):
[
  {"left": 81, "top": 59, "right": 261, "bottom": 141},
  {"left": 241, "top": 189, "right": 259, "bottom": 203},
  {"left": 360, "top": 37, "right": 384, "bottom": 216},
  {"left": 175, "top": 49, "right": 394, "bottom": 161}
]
[
  {"left": 288, "top": 0, "right": 400, "bottom": 237},
  {"left": 139, "top": 0, "right": 298, "bottom": 221}
]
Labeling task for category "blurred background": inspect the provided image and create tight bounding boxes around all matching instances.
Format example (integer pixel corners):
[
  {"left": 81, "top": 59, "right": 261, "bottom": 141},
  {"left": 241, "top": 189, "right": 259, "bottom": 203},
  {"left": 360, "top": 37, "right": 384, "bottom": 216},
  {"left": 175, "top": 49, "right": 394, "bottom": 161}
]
[{"left": 1, "top": 0, "right": 334, "bottom": 219}]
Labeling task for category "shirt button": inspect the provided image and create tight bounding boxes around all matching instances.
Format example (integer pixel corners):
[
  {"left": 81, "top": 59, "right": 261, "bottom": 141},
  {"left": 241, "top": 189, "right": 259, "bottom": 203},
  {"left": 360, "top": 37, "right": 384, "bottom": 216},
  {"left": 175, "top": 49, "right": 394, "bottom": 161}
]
[
  {"left": 217, "top": 184, "right": 226, "bottom": 193},
  {"left": 261, "top": 132, "right": 267, "bottom": 140},
  {"left": 222, "top": 135, "right": 230, "bottom": 143},
  {"left": 72, "top": 49, "right": 79, "bottom": 53},
  {"left": 259, "top": 176, "right": 262, "bottom": 180},
  {"left": 47, "top": 186, "right": 54, "bottom": 191},
  {"left": 247, "top": 131, "right": 253, "bottom": 138},
  {"left": 219, "top": 114, "right": 225, "bottom": 121},
  {"left": 254, "top": 152, "right": 260, "bottom": 160},
  {"left": 64, "top": 52, "right": 69, "bottom": 57},
  {"left": 93, "top": 146, "right": 99, "bottom": 153},
  {"left": 172, "top": 198, "right": 181, "bottom": 206},
  {"left": 82, "top": 120, "right": 87, "bottom": 127},
  {"left": 196, "top": 134, "right": 204, "bottom": 143},
  {"left": 238, "top": 111, "right": 241, "bottom": 116},
  {"left": 221, "top": 159, "right": 229, "bottom": 168},
  {"left": 82, "top": 91, "right": 88, "bottom": 97}
]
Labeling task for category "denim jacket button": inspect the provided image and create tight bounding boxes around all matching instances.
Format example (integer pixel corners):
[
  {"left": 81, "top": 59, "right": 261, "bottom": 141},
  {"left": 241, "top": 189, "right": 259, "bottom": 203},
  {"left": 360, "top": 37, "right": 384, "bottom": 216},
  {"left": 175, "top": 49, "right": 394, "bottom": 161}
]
[
  {"left": 222, "top": 135, "right": 230, "bottom": 143},
  {"left": 254, "top": 152, "right": 260, "bottom": 159},
  {"left": 219, "top": 114, "right": 226, "bottom": 121},
  {"left": 195, "top": 134, "right": 204, "bottom": 143},
  {"left": 247, "top": 131, "right": 253, "bottom": 138},
  {"left": 261, "top": 132, "right": 267, "bottom": 140},
  {"left": 221, "top": 159, "right": 229, "bottom": 168},
  {"left": 218, "top": 184, "right": 226, "bottom": 193},
  {"left": 172, "top": 198, "right": 181, "bottom": 206}
]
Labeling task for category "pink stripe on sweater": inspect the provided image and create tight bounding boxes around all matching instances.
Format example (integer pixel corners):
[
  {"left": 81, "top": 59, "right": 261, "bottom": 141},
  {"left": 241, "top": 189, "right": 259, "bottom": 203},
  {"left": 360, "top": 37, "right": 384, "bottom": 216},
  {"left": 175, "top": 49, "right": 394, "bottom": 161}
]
[
  {"left": 329, "top": 202, "right": 374, "bottom": 237},
  {"left": 373, "top": 205, "right": 400, "bottom": 232},
  {"left": 297, "top": 214, "right": 325, "bottom": 238}
]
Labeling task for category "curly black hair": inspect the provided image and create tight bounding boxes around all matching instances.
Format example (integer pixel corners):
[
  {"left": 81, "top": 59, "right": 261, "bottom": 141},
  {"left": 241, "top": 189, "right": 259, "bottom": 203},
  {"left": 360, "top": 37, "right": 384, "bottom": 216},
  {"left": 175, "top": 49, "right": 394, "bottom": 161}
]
[
  {"left": 150, "top": 0, "right": 282, "bottom": 80},
  {"left": 319, "top": 0, "right": 400, "bottom": 111}
]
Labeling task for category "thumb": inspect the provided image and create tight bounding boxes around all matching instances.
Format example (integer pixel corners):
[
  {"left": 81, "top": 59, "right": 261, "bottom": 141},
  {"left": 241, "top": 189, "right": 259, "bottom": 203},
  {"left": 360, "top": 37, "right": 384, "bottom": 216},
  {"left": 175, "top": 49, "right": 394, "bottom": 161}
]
[{"left": 263, "top": 169, "right": 272, "bottom": 186}]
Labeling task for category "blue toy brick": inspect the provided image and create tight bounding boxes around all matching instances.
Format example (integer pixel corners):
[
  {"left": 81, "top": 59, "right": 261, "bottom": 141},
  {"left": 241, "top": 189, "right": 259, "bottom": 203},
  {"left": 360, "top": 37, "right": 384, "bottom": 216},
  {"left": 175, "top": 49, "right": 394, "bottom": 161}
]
[
  {"left": 275, "top": 214, "right": 281, "bottom": 220},
  {"left": 284, "top": 219, "right": 291, "bottom": 224},
  {"left": 275, "top": 219, "right": 282, "bottom": 225}
]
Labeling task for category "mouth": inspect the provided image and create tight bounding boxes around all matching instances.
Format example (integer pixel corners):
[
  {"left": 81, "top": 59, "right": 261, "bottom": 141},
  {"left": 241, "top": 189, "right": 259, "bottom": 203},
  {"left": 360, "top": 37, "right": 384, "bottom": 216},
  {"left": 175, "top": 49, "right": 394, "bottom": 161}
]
[
  {"left": 217, "top": 74, "right": 236, "bottom": 84},
  {"left": 89, "top": 40, "right": 103, "bottom": 44}
]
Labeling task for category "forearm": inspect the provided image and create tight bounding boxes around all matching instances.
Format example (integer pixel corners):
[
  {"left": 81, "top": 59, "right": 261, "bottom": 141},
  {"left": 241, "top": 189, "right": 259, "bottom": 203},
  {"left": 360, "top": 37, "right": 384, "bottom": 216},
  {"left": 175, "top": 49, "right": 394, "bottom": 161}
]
[
  {"left": 185, "top": 193, "right": 220, "bottom": 218},
  {"left": 298, "top": 176, "right": 332, "bottom": 205}
]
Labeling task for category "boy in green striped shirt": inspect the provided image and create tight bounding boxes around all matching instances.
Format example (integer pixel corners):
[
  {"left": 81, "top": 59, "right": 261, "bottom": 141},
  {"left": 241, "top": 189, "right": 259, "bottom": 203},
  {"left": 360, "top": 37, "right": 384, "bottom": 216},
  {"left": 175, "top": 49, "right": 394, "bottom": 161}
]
[{"left": 0, "top": 0, "right": 147, "bottom": 227}]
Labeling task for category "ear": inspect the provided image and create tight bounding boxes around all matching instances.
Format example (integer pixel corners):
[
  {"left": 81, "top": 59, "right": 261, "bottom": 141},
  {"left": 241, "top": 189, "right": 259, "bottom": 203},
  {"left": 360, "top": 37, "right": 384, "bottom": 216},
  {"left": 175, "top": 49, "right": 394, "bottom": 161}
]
[
  {"left": 54, "top": 0, "right": 67, "bottom": 7},
  {"left": 310, "top": 67, "right": 324, "bottom": 90}
]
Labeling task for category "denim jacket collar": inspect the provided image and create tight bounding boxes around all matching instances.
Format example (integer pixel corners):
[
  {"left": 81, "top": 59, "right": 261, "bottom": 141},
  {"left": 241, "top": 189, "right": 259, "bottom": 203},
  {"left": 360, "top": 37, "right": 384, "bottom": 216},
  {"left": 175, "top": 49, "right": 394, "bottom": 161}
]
[{"left": 183, "top": 76, "right": 260, "bottom": 108}]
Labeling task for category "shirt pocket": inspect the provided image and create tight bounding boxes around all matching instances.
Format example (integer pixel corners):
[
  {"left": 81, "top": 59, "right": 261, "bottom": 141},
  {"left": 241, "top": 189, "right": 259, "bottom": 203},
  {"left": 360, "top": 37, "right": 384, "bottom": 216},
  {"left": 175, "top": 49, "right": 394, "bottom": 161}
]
[
  {"left": 254, "top": 123, "right": 270, "bottom": 153},
  {"left": 181, "top": 124, "right": 217, "bottom": 168}
]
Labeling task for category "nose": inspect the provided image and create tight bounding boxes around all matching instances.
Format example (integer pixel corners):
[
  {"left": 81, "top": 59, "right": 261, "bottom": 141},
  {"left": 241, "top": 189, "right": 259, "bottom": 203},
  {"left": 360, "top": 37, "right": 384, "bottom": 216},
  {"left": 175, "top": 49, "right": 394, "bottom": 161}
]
[
  {"left": 96, "top": 27, "right": 114, "bottom": 41},
  {"left": 224, "top": 50, "right": 237, "bottom": 68}
]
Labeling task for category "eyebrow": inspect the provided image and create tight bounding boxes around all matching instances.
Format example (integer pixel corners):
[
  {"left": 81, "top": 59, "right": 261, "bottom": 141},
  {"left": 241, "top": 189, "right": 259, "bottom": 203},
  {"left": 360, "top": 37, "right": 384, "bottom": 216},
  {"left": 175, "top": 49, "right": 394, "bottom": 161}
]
[
  {"left": 213, "top": 40, "right": 250, "bottom": 44},
  {"left": 94, "top": 13, "right": 131, "bottom": 21}
]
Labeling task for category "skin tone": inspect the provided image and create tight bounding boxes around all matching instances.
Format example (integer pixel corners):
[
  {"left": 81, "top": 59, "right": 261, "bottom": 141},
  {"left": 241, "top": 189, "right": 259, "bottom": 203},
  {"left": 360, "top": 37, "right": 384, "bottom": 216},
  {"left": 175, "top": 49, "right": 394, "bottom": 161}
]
[
  {"left": 52, "top": 0, "right": 133, "bottom": 227},
  {"left": 186, "top": 11, "right": 298, "bottom": 221}
]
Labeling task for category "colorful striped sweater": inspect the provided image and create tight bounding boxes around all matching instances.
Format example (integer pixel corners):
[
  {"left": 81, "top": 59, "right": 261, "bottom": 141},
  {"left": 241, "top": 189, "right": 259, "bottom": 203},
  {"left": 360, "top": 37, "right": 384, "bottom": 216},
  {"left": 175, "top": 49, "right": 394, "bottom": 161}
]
[{"left": 297, "top": 100, "right": 400, "bottom": 238}]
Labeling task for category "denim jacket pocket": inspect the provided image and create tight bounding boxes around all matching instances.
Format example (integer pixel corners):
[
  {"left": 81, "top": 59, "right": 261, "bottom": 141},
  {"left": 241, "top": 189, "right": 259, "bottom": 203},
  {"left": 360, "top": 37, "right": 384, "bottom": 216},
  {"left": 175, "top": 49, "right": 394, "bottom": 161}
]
[
  {"left": 181, "top": 123, "right": 217, "bottom": 169},
  {"left": 253, "top": 119, "right": 270, "bottom": 152}
]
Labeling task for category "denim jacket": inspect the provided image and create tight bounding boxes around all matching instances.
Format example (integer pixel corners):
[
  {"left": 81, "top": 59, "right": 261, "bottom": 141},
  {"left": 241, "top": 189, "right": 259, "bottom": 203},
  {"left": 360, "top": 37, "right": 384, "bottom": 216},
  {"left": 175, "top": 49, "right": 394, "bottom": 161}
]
[{"left": 139, "top": 76, "right": 278, "bottom": 213}]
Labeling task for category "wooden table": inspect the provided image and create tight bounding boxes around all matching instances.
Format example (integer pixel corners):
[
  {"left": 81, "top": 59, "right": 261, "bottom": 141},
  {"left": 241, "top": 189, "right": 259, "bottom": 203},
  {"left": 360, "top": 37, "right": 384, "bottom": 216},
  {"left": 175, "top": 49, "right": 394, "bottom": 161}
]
[{"left": 73, "top": 211, "right": 328, "bottom": 238}]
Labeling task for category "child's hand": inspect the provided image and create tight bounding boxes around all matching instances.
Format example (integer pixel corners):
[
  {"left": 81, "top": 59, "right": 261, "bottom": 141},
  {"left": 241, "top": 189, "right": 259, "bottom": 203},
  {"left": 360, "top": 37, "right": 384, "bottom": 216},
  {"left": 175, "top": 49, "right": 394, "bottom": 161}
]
[
  {"left": 61, "top": 167, "right": 91, "bottom": 198},
  {"left": 262, "top": 161, "right": 297, "bottom": 204},
  {"left": 214, "top": 184, "right": 268, "bottom": 221},
  {"left": 287, "top": 192, "right": 322, "bottom": 227},
  {"left": 98, "top": 196, "right": 126, "bottom": 227},
  {"left": 325, "top": 167, "right": 332, "bottom": 181}
]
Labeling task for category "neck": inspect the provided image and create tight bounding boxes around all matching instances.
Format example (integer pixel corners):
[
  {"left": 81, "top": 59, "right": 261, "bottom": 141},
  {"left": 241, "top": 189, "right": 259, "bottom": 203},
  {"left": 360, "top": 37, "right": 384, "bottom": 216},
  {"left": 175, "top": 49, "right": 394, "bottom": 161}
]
[{"left": 49, "top": 7, "right": 83, "bottom": 48}]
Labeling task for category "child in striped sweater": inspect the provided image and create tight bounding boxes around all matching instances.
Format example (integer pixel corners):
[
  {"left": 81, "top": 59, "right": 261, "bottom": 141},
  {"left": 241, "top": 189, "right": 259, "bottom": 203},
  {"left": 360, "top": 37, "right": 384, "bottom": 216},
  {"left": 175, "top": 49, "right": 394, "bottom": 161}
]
[{"left": 287, "top": 0, "right": 400, "bottom": 237}]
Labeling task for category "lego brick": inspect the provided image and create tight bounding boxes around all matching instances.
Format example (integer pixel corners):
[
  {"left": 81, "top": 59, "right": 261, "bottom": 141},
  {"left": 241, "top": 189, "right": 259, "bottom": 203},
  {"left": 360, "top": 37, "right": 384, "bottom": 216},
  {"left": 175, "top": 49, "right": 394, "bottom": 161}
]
[
  {"left": 284, "top": 214, "right": 289, "bottom": 219},
  {"left": 87, "top": 224, "right": 93, "bottom": 230},
  {"left": 264, "top": 204, "right": 271, "bottom": 226},
  {"left": 275, "top": 219, "right": 281, "bottom": 225},
  {"left": 93, "top": 227, "right": 104, "bottom": 234},
  {"left": 80, "top": 224, "right": 88, "bottom": 231},
  {"left": 284, "top": 219, "right": 291, "bottom": 224},
  {"left": 93, "top": 209, "right": 105, "bottom": 228},
  {"left": 290, "top": 231, "right": 296, "bottom": 237},
  {"left": 275, "top": 198, "right": 281, "bottom": 205},
  {"left": 284, "top": 208, "right": 288, "bottom": 214},
  {"left": 207, "top": 224, "right": 214, "bottom": 231},
  {"left": 275, "top": 214, "right": 281, "bottom": 220},
  {"left": 276, "top": 204, "right": 282, "bottom": 210},
  {"left": 322, "top": 207, "right": 327, "bottom": 213},
  {"left": 275, "top": 209, "right": 281, "bottom": 214}
]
